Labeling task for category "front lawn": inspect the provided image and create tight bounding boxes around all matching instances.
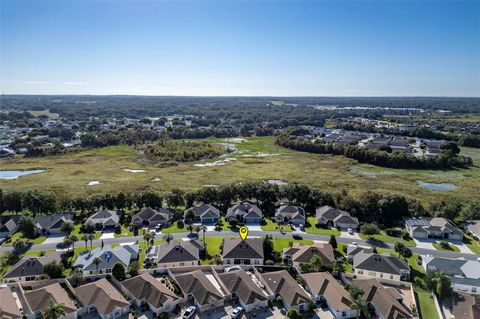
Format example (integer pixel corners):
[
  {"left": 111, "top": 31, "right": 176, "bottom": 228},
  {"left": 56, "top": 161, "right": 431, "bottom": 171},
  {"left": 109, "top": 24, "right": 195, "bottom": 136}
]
[
  {"left": 305, "top": 217, "right": 340, "bottom": 235},
  {"left": 415, "top": 288, "right": 439, "bottom": 319},
  {"left": 161, "top": 222, "right": 190, "bottom": 234},
  {"left": 2, "top": 232, "right": 46, "bottom": 246},
  {"left": 463, "top": 234, "right": 480, "bottom": 254},
  {"left": 261, "top": 219, "right": 292, "bottom": 233},
  {"left": 114, "top": 225, "right": 135, "bottom": 238},
  {"left": 432, "top": 242, "right": 460, "bottom": 252},
  {"left": 359, "top": 231, "right": 416, "bottom": 247},
  {"left": 272, "top": 238, "right": 313, "bottom": 251}
]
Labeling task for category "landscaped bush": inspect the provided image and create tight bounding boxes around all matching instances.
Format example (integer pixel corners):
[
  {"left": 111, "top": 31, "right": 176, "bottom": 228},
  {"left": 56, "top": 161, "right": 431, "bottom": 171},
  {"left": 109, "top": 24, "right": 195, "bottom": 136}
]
[
  {"left": 386, "top": 228, "right": 402, "bottom": 237},
  {"left": 360, "top": 223, "right": 380, "bottom": 236}
]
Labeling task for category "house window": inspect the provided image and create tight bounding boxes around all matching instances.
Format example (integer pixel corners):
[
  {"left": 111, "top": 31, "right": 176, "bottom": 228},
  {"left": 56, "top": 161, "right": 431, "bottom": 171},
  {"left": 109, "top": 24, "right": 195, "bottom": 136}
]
[
  {"left": 380, "top": 273, "right": 383, "bottom": 278},
  {"left": 226, "top": 260, "right": 231, "bottom": 264},
  {"left": 106, "top": 269, "right": 111, "bottom": 273},
  {"left": 342, "top": 311, "right": 347, "bottom": 317},
  {"left": 180, "top": 262, "right": 185, "bottom": 266},
  {"left": 473, "top": 287, "right": 477, "bottom": 293},
  {"left": 358, "top": 270, "right": 363, "bottom": 275},
  {"left": 390, "top": 275, "right": 394, "bottom": 279},
  {"left": 368, "top": 272, "right": 376, "bottom": 277}
]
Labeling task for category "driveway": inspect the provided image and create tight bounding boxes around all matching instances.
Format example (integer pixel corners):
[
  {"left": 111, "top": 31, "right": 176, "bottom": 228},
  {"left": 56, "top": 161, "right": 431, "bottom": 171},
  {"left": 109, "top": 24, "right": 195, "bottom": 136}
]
[
  {"left": 100, "top": 231, "right": 115, "bottom": 239},
  {"left": 339, "top": 230, "right": 361, "bottom": 240},
  {"left": 414, "top": 238, "right": 437, "bottom": 250},
  {"left": 449, "top": 240, "right": 474, "bottom": 254},
  {"left": 42, "top": 235, "right": 65, "bottom": 244}
]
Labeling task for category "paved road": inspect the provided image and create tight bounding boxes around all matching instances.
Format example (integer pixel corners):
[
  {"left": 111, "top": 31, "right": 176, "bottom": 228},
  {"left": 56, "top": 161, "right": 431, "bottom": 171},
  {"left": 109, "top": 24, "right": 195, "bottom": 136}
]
[{"left": 1, "top": 230, "right": 478, "bottom": 260}]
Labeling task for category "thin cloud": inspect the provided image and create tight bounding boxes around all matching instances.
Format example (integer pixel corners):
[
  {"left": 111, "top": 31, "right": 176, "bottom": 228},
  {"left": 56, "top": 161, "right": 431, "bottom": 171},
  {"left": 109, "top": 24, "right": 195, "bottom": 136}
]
[
  {"left": 63, "top": 81, "right": 86, "bottom": 86},
  {"left": 25, "top": 81, "right": 56, "bottom": 85}
]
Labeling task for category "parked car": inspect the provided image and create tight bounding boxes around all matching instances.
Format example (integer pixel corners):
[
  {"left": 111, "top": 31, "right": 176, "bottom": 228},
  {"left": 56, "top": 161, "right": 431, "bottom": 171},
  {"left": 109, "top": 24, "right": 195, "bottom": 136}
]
[
  {"left": 182, "top": 306, "right": 196, "bottom": 319},
  {"left": 347, "top": 228, "right": 354, "bottom": 235},
  {"left": 231, "top": 307, "right": 243, "bottom": 318},
  {"left": 292, "top": 232, "right": 303, "bottom": 239}
]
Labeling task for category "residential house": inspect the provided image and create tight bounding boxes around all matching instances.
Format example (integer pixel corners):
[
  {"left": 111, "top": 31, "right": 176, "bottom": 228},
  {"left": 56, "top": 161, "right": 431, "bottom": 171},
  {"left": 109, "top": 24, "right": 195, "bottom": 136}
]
[
  {"left": 34, "top": 213, "right": 74, "bottom": 235},
  {"left": 315, "top": 206, "right": 359, "bottom": 230},
  {"left": 260, "top": 270, "right": 311, "bottom": 312},
  {"left": 0, "top": 217, "right": 19, "bottom": 238},
  {"left": 302, "top": 272, "right": 358, "bottom": 318},
  {"left": 23, "top": 282, "right": 77, "bottom": 319},
  {"left": 75, "top": 278, "right": 130, "bottom": 319},
  {"left": 184, "top": 204, "right": 220, "bottom": 224},
  {"left": 3, "top": 251, "right": 64, "bottom": 282},
  {"left": 423, "top": 255, "right": 480, "bottom": 294},
  {"left": 85, "top": 210, "right": 121, "bottom": 230},
  {"left": 466, "top": 220, "right": 480, "bottom": 239},
  {"left": 226, "top": 202, "right": 263, "bottom": 224},
  {"left": 352, "top": 278, "right": 413, "bottom": 319},
  {"left": 0, "top": 286, "right": 23, "bottom": 319},
  {"left": 174, "top": 269, "right": 225, "bottom": 312},
  {"left": 353, "top": 252, "right": 410, "bottom": 281},
  {"left": 73, "top": 244, "right": 138, "bottom": 275},
  {"left": 346, "top": 245, "right": 374, "bottom": 262},
  {"left": 404, "top": 217, "right": 463, "bottom": 240},
  {"left": 121, "top": 273, "right": 182, "bottom": 315},
  {"left": 222, "top": 238, "right": 264, "bottom": 266},
  {"left": 275, "top": 205, "right": 306, "bottom": 225},
  {"left": 283, "top": 243, "right": 335, "bottom": 268},
  {"left": 131, "top": 207, "right": 172, "bottom": 227},
  {"left": 453, "top": 293, "right": 480, "bottom": 319},
  {"left": 217, "top": 269, "right": 269, "bottom": 312},
  {"left": 155, "top": 240, "right": 201, "bottom": 267}
]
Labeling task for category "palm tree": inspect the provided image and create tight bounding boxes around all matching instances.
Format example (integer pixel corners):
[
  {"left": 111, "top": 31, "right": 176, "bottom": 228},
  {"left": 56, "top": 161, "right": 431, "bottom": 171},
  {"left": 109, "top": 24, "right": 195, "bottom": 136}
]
[
  {"left": 310, "top": 255, "right": 323, "bottom": 272},
  {"left": 82, "top": 234, "right": 88, "bottom": 251},
  {"left": 143, "top": 232, "right": 152, "bottom": 249},
  {"left": 194, "top": 225, "right": 201, "bottom": 235},
  {"left": 69, "top": 235, "right": 78, "bottom": 254},
  {"left": 163, "top": 233, "right": 174, "bottom": 243},
  {"left": 42, "top": 302, "right": 66, "bottom": 319},
  {"left": 354, "top": 295, "right": 369, "bottom": 319},
  {"left": 185, "top": 210, "right": 195, "bottom": 233},
  {"left": 63, "top": 237, "right": 72, "bottom": 254},
  {"left": 60, "top": 221, "right": 75, "bottom": 236},
  {"left": 92, "top": 257, "right": 102, "bottom": 274},
  {"left": 88, "top": 233, "right": 94, "bottom": 251},
  {"left": 202, "top": 225, "right": 207, "bottom": 242},
  {"left": 333, "top": 259, "right": 345, "bottom": 277}
]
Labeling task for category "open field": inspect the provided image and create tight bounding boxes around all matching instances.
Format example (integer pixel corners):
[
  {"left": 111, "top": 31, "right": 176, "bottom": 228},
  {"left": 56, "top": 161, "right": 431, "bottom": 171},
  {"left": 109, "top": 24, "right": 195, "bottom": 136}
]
[{"left": 1, "top": 137, "right": 479, "bottom": 205}]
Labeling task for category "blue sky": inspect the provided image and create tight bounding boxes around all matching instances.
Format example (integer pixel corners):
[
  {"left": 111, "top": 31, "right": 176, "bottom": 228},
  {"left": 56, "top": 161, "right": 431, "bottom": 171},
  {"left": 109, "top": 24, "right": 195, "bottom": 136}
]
[{"left": 1, "top": 1, "right": 479, "bottom": 96}]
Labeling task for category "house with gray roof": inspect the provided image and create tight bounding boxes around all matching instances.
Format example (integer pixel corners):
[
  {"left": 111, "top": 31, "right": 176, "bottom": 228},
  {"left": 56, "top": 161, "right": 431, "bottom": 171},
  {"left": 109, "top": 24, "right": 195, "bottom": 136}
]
[
  {"left": 222, "top": 238, "right": 264, "bottom": 266},
  {"left": 73, "top": 244, "right": 138, "bottom": 275},
  {"left": 353, "top": 252, "right": 410, "bottom": 281},
  {"left": 404, "top": 217, "right": 463, "bottom": 240},
  {"left": 3, "top": 251, "right": 64, "bottom": 282},
  {"left": 260, "top": 270, "right": 311, "bottom": 312},
  {"left": 466, "top": 220, "right": 480, "bottom": 239},
  {"left": 275, "top": 205, "right": 306, "bottom": 225},
  {"left": 423, "top": 255, "right": 480, "bottom": 294},
  {"left": 131, "top": 207, "right": 172, "bottom": 227},
  {"left": 226, "top": 202, "right": 262, "bottom": 224},
  {"left": 174, "top": 269, "right": 225, "bottom": 312},
  {"left": 184, "top": 204, "right": 220, "bottom": 224},
  {"left": 154, "top": 240, "right": 201, "bottom": 267},
  {"left": 346, "top": 244, "right": 374, "bottom": 262},
  {"left": 34, "top": 213, "right": 74, "bottom": 235},
  {"left": 217, "top": 268, "right": 269, "bottom": 312},
  {"left": 85, "top": 210, "right": 121, "bottom": 230},
  {"left": 0, "top": 218, "right": 18, "bottom": 238},
  {"left": 315, "top": 206, "right": 359, "bottom": 230}
]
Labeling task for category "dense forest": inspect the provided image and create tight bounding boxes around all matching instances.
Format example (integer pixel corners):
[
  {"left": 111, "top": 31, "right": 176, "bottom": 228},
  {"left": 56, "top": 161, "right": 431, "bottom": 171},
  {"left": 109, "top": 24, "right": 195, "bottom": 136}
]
[{"left": 142, "top": 140, "right": 225, "bottom": 162}]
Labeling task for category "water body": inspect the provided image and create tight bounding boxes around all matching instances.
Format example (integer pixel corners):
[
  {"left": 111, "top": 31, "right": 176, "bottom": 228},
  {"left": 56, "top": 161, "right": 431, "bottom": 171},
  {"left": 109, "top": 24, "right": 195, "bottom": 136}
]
[
  {"left": 0, "top": 170, "right": 45, "bottom": 180},
  {"left": 416, "top": 181, "right": 458, "bottom": 191}
]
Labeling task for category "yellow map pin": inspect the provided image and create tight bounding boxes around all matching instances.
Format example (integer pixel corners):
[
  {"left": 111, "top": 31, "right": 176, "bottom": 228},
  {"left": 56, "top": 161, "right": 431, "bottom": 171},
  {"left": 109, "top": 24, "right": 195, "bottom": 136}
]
[{"left": 239, "top": 226, "right": 249, "bottom": 241}]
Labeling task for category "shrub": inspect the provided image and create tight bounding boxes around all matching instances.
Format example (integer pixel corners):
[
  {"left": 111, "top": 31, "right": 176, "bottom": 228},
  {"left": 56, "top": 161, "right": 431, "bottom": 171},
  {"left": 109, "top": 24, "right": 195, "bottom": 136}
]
[
  {"left": 43, "top": 261, "right": 64, "bottom": 279},
  {"left": 414, "top": 277, "right": 426, "bottom": 289},
  {"left": 385, "top": 228, "right": 401, "bottom": 237},
  {"left": 360, "top": 223, "right": 380, "bottom": 236},
  {"left": 112, "top": 263, "right": 126, "bottom": 280}
]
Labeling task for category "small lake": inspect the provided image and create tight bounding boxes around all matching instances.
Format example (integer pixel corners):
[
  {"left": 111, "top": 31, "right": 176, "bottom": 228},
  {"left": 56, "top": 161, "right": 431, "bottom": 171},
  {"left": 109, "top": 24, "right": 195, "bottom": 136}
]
[
  {"left": 0, "top": 170, "right": 45, "bottom": 180},
  {"left": 416, "top": 180, "right": 458, "bottom": 191}
]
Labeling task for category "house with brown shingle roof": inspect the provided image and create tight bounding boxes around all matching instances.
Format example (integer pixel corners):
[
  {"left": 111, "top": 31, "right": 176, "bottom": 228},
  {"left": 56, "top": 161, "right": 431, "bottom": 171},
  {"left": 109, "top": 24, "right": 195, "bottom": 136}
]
[
  {"left": 275, "top": 205, "right": 306, "bottom": 225},
  {"left": 222, "top": 238, "right": 264, "bottom": 266},
  {"left": 352, "top": 278, "right": 413, "bottom": 319},
  {"left": 283, "top": 242, "right": 335, "bottom": 268},
  {"left": 75, "top": 278, "right": 130, "bottom": 319},
  {"left": 453, "top": 293, "right": 480, "bottom": 319},
  {"left": 217, "top": 269, "right": 269, "bottom": 312},
  {"left": 226, "top": 202, "right": 263, "bottom": 224},
  {"left": 302, "top": 272, "right": 358, "bottom": 318},
  {"left": 0, "top": 286, "right": 22, "bottom": 319},
  {"left": 155, "top": 240, "right": 201, "bottom": 267},
  {"left": 23, "top": 282, "right": 77, "bottom": 319},
  {"left": 121, "top": 273, "right": 181, "bottom": 315},
  {"left": 131, "top": 207, "right": 172, "bottom": 227},
  {"left": 353, "top": 252, "right": 410, "bottom": 282},
  {"left": 174, "top": 269, "right": 225, "bottom": 312},
  {"left": 3, "top": 251, "right": 64, "bottom": 282},
  {"left": 260, "top": 270, "right": 311, "bottom": 312}
]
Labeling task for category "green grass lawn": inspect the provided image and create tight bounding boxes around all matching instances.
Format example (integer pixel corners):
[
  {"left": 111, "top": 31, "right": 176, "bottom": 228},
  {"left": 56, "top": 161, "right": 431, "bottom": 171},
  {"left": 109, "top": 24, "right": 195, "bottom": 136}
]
[
  {"left": 415, "top": 288, "right": 439, "bottom": 319},
  {"left": 305, "top": 217, "right": 340, "bottom": 235},
  {"left": 272, "top": 238, "right": 313, "bottom": 251},
  {"left": 261, "top": 219, "right": 292, "bottom": 233},
  {"left": 114, "top": 225, "right": 135, "bottom": 238},
  {"left": 2, "top": 137, "right": 479, "bottom": 206},
  {"left": 161, "top": 223, "right": 190, "bottom": 234},
  {"left": 359, "top": 231, "right": 416, "bottom": 247},
  {"left": 2, "top": 232, "right": 46, "bottom": 246},
  {"left": 463, "top": 234, "right": 480, "bottom": 254},
  {"left": 432, "top": 242, "right": 460, "bottom": 252}
]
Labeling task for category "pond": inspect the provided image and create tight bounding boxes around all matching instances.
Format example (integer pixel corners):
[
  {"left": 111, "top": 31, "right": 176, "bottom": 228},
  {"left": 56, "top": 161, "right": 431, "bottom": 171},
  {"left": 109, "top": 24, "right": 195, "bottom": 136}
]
[
  {"left": 416, "top": 181, "right": 458, "bottom": 191},
  {"left": 0, "top": 170, "right": 45, "bottom": 180}
]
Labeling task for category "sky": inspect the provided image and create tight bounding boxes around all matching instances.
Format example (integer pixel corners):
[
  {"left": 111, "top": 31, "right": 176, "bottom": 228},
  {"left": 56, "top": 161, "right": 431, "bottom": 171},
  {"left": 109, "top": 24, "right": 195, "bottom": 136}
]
[{"left": 1, "top": 0, "right": 479, "bottom": 97}]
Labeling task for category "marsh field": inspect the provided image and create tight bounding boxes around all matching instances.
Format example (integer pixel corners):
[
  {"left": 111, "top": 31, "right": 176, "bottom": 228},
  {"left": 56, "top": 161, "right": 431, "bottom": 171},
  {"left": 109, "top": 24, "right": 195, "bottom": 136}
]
[{"left": 1, "top": 136, "right": 479, "bottom": 205}]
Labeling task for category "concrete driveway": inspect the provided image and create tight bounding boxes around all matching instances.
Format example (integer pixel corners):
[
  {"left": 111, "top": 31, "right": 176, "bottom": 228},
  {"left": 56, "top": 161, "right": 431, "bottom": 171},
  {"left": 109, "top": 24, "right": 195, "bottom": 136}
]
[
  {"left": 100, "top": 231, "right": 115, "bottom": 239},
  {"left": 449, "top": 240, "right": 474, "bottom": 254},
  {"left": 42, "top": 235, "right": 65, "bottom": 244},
  {"left": 414, "top": 238, "right": 437, "bottom": 250},
  {"left": 340, "top": 230, "right": 361, "bottom": 240}
]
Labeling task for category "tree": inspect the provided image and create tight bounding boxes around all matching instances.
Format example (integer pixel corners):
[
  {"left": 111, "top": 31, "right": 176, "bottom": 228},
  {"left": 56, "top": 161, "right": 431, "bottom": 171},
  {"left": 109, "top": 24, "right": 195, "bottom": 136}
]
[
  {"left": 13, "top": 238, "right": 27, "bottom": 254},
  {"left": 286, "top": 308, "right": 301, "bottom": 319},
  {"left": 394, "top": 242, "right": 406, "bottom": 257},
  {"left": 82, "top": 234, "right": 88, "bottom": 251},
  {"left": 426, "top": 270, "right": 453, "bottom": 302},
  {"left": 112, "top": 263, "right": 126, "bottom": 280},
  {"left": 359, "top": 223, "right": 380, "bottom": 236},
  {"left": 92, "top": 257, "right": 102, "bottom": 274},
  {"left": 163, "top": 233, "right": 173, "bottom": 243},
  {"left": 347, "top": 285, "right": 369, "bottom": 319},
  {"left": 263, "top": 235, "right": 275, "bottom": 262},
  {"left": 60, "top": 221, "right": 74, "bottom": 236},
  {"left": 88, "top": 233, "right": 94, "bottom": 251},
  {"left": 441, "top": 141, "right": 460, "bottom": 156},
  {"left": 129, "top": 260, "right": 139, "bottom": 277},
  {"left": 69, "top": 235, "right": 78, "bottom": 254},
  {"left": 310, "top": 255, "right": 324, "bottom": 272},
  {"left": 43, "top": 261, "right": 64, "bottom": 279},
  {"left": 18, "top": 216, "right": 37, "bottom": 239},
  {"left": 329, "top": 235, "right": 337, "bottom": 249},
  {"left": 401, "top": 247, "right": 412, "bottom": 259},
  {"left": 70, "top": 269, "right": 84, "bottom": 287},
  {"left": 202, "top": 225, "right": 207, "bottom": 243},
  {"left": 333, "top": 258, "right": 345, "bottom": 277},
  {"left": 42, "top": 302, "right": 66, "bottom": 319},
  {"left": 185, "top": 210, "right": 195, "bottom": 233}
]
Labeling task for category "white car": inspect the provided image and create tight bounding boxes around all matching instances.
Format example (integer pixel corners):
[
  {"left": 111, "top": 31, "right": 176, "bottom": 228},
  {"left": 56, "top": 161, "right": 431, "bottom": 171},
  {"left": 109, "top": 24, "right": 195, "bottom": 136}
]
[
  {"left": 182, "top": 306, "right": 196, "bottom": 319},
  {"left": 347, "top": 228, "right": 354, "bottom": 235},
  {"left": 231, "top": 307, "right": 244, "bottom": 318}
]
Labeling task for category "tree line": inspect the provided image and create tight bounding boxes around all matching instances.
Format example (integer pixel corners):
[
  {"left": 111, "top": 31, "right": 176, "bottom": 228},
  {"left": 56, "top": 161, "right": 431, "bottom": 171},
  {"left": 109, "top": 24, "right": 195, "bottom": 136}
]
[{"left": 276, "top": 133, "right": 473, "bottom": 169}]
